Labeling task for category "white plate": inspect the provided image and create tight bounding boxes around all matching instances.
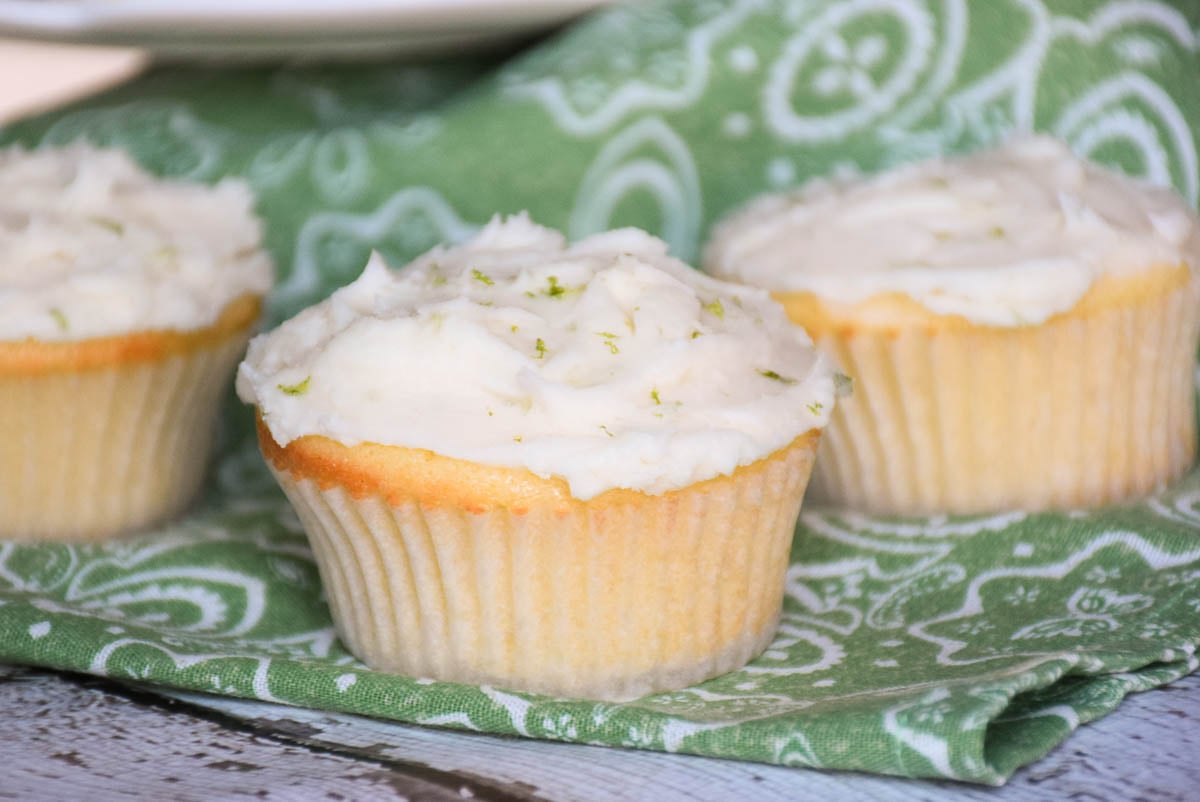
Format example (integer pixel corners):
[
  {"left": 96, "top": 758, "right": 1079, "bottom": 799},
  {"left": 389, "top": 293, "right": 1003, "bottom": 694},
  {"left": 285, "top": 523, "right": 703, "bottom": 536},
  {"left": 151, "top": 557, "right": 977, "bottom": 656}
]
[{"left": 0, "top": 0, "right": 614, "bottom": 60}]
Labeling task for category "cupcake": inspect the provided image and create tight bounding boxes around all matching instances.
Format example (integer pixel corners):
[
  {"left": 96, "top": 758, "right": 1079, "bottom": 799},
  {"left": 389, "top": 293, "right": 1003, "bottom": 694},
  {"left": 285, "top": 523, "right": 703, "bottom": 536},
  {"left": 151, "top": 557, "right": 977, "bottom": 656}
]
[
  {"left": 0, "top": 144, "right": 272, "bottom": 541},
  {"left": 237, "top": 215, "right": 835, "bottom": 700},
  {"left": 704, "top": 136, "right": 1200, "bottom": 515}
]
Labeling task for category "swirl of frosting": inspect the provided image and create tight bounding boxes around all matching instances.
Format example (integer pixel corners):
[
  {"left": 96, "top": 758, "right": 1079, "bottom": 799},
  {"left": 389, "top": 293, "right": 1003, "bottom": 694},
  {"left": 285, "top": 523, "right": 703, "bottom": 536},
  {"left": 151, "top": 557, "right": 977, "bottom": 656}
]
[
  {"left": 238, "top": 214, "right": 836, "bottom": 499},
  {"left": 0, "top": 144, "right": 272, "bottom": 341},
  {"left": 704, "top": 136, "right": 1198, "bottom": 326}
]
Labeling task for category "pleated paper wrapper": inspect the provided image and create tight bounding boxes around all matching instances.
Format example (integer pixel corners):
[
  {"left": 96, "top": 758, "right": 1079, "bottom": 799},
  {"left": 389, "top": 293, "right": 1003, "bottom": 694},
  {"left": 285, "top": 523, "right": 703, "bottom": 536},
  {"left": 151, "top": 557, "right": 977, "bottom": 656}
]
[{"left": 266, "top": 432, "right": 821, "bottom": 701}]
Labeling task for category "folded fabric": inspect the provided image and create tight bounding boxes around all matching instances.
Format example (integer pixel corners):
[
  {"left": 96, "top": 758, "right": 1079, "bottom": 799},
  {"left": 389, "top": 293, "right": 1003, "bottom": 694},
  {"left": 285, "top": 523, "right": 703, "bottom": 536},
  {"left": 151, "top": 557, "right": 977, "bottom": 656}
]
[{"left": 2, "top": 0, "right": 1199, "bottom": 785}]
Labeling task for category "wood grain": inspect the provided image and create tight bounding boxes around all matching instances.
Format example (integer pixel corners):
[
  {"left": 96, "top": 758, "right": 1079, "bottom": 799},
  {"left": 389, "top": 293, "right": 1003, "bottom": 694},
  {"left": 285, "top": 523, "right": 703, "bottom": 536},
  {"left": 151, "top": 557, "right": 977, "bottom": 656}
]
[
  {"left": 2, "top": 664, "right": 1197, "bottom": 801},
  {"left": 0, "top": 666, "right": 543, "bottom": 801}
]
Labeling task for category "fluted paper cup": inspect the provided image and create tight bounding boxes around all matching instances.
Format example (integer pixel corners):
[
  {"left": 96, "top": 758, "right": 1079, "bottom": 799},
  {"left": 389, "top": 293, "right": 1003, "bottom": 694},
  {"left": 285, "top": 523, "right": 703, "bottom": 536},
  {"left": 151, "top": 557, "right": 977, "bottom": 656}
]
[
  {"left": 0, "top": 295, "right": 260, "bottom": 541},
  {"left": 258, "top": 420, "right": 821, "bottom": 701},
  {"left": 777, "top": 265, "right": 1199, "bottom": 515}
]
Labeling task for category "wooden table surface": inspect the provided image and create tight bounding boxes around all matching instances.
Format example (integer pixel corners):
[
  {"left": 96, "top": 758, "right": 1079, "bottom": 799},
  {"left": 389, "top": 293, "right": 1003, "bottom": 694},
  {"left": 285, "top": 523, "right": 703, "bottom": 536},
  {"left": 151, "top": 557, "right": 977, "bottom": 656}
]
[{"left": 2, "top": 662, "right": 1197, "bottom": 801}]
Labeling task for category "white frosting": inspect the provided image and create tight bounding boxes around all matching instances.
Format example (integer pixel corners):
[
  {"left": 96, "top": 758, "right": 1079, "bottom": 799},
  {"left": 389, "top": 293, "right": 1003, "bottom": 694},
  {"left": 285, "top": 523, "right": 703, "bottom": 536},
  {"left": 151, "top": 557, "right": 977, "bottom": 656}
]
[
  {"left": 0, "top": 144, "right": 273, "bottom": 341},
  {"left": 704, "top": 136, "right": 1199, "bottom": 326},
  {"left": 238, "top": 215, "right": 836, "bottom": 499}
]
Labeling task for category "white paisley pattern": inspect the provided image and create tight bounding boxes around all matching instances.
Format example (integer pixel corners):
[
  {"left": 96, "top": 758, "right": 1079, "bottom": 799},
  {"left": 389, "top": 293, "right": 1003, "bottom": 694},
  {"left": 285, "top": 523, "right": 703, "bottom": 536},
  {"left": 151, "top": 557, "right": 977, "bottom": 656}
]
[
  {"left": 277, "top": 187, "right": 479, "bottom": 316},
  {"left": 570, "top": 116, "right": 702, "bottom": 260},
  {"left": 501, "top": 0, "right": 758, "bottom": 136}
]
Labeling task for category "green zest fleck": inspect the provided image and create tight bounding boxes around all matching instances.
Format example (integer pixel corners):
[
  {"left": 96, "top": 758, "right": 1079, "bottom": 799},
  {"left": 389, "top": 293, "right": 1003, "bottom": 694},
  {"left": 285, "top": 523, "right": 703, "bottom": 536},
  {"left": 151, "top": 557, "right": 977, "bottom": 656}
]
[
  {"left": 933, "top": 231, "right": 952, "bottom": 241},
  {"left": 650, "top": 388, "right": 662, "bottom": 406},
  {"left": 277, "top": 377, "right": 312, "bottom": 396},
  {"left": 690, "top": 329, "right": 703, "bottom": 339},
  {"left": 596, "top": 331, "right": 620, "bottom": 354},
  {"left": 599, "top": 424, "right": 615, "bottom": 438},
  {"left": 833, "top": 372, "right": 854, "bottom": 397},
  {"left": 510, "top": 324, "right": 519, "bottom": 333},
  {"left": 513, "top": 435, "right": 523, "bottom": 443},
  {"left": 990, "top": 226, "right": 1006, "bottom": 239},
  {"left": 48, "top": 308, "right": 68, "bottom": 332},
  {"left": 429, "top": 264, "right": 447, "bottom": 287},
  {"left": 758, "top": 369, "right": 796, "bottom": 385},
  {"left": 703, "top": 298, "right": 725, "bottom": 319},
  {"left": 487, "top": 409, "right": 495, "bottom": 417},
  {"left": 535, "top": 338, "right": 547, "bottom": 359},
  {"left": 806, "top": 401, "right": 824, "bottom": 415},
  {"left": 89, "top": 216, "right": 124, "bottom": 236},
  {"left": 930, "top": 177, "right": 949, "bottom": 189},
  {"left": 472, "top": 268, "right": 494, "bottom": 286},
  {"left": 540, "top": 274, "right": 582, "bottom": 299}
]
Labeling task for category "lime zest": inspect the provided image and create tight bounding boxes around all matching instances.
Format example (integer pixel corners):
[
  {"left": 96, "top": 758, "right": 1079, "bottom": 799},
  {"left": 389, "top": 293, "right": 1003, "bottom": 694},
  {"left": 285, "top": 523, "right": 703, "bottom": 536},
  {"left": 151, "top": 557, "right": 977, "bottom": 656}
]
[
  {"left": 429, "top": 263, "right": 447, "bottom": 287},
  {"left": 89, "top": 216, "right": 124, "bottom": 236},
  {"left": 278, "top": 377, "right": 312, "bottom": 396},
  {"left": 49, "top": 308, "right": 68, "bottom": 332},
  {"left": 596, "top": 331, "right": 620, "bottom": 354},
  {"left": 538, "top": 274, "right": 583, "bottom": 298},
  {"left": 758, "top": 369, "right": 796, "bottom": 385},
  {"left": 833, "top": 372, "right": 854, "bottom": 397}
]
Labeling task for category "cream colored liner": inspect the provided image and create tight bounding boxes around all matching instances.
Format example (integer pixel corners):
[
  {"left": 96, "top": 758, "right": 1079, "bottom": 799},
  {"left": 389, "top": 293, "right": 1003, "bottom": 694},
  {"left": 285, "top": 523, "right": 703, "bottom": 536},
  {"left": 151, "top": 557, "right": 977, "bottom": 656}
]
[
  {"left": 778, "top": 267, "right": 1200, "bottom": 515},
  {"left": 0, "top": 296, "right": 260, "bottom": 541},
  {"left": 261, "top": 426, "right": 821, "bottom": 701}
]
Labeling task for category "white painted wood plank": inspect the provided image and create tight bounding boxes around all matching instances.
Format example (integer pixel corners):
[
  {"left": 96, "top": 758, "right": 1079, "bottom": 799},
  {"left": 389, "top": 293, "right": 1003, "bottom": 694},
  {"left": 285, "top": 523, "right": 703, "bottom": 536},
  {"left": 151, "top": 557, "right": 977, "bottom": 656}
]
[
  {"left": 2, "top": 664, "right": 1196, "bottom": 801},
  {"left": 0, "top": 666, "right": 535, "bottom": 801},
  {"left": 163, "top": 673, "right": 1200, "bottom": 802}
]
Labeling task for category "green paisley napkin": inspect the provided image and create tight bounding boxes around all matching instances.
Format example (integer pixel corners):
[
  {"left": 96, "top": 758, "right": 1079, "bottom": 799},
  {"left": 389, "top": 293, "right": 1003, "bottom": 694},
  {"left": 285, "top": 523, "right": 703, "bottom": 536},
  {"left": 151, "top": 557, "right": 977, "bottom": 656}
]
[{"left": 3, "top": 0, "right": 1200, "bottom": 786}]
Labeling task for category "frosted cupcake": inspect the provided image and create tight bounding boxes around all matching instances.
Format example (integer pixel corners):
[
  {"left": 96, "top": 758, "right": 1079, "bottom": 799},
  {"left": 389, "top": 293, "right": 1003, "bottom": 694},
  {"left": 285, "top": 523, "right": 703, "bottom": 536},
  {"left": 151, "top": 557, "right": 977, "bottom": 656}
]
[
  {"left": 238, "top": 215, "right": 836, "bottom": 701},
  {"left": 704, "top": 136, "right": 1200, "bottom": 515},
  {"left": 0, "top": 144, "right": 272, "bottom": 541}
]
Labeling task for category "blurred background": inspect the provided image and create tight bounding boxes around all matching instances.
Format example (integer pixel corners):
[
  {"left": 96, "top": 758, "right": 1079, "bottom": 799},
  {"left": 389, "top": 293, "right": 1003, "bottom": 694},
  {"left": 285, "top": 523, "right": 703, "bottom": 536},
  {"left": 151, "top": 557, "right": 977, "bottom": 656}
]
[
  {"left": 0, "top": 0, "right": 612, "bottom": 122},
  {"left": 0, "top": 39, "right": 145, "bottom": 123}
]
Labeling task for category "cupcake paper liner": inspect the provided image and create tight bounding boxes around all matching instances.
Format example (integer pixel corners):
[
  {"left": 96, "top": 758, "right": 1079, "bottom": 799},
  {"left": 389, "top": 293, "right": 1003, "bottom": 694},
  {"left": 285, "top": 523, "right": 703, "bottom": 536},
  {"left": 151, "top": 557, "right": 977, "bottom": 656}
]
[
  {"left": 265, "top": 432, "right": 820, "bottom": 701},
  {"left": 0, "top": 320, "right": 255, "bottom": 541},
  {"left": 803, "top": 274, "right": 1200, "bottom": 515}
]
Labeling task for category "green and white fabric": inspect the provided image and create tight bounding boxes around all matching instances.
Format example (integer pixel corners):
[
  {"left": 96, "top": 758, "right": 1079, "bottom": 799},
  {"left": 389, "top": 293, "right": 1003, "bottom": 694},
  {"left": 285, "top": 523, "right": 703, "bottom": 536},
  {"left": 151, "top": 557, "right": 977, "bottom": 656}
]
[{"left": 2, "top": 0, "right": 1199, "bottom": 785}]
